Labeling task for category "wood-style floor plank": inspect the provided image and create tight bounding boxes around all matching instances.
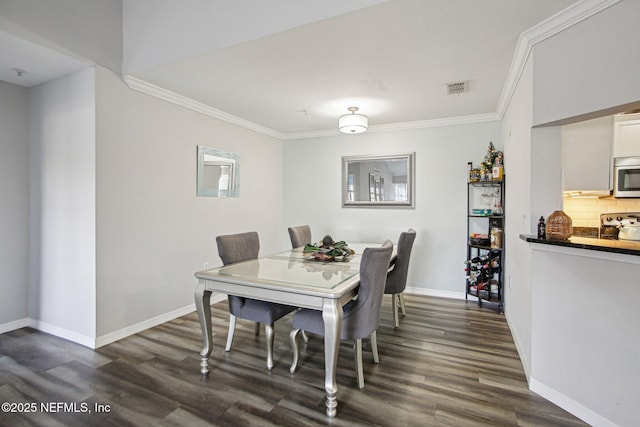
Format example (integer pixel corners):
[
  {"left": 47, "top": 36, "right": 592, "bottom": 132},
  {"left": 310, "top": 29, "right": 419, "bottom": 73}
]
[{"left": 0, "top": 295, "right": 589, "bottom": 426}]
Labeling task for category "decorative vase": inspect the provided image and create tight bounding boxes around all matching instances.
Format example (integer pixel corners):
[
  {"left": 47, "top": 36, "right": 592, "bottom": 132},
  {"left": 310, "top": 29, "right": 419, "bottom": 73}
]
[{"left": 546, "top": 210, "right": 573, "bottom": 240}]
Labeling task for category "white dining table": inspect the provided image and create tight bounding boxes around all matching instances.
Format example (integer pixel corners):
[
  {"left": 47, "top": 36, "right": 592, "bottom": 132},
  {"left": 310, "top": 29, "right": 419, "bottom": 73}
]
[{"left": 193, "top": 243, "right": 384, "bottom": 418}]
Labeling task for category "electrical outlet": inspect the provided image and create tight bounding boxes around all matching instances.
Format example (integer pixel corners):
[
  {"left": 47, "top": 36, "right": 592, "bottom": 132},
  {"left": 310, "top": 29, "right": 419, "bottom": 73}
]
[{"left": 203, "top": 262, "right": 210, "bottom": 269}]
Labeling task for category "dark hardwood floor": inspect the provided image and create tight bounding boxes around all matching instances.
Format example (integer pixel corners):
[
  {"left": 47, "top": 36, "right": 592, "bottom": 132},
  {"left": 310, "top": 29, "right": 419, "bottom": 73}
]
[{"left": 0, "top": 295, "right": 588, "bottom": 426}]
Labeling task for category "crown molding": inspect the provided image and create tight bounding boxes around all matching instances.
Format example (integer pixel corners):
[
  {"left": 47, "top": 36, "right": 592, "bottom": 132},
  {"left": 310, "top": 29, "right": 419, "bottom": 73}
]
[
  {"left": 123, "top": 75, "right": 286, "bottom": 140},
  {"left": 496, "top": 0, "right": 620, "bottom": 119},
  {"left": 124, "top": 0, "right": 619, "bottom": 140},
  {"left": 281, "top": 113, "right": 501, "bottom": 140},
  {"left": 523, "top": 0, "right": 620, "bottom": 46},
  {"left": 369, "top": 113, "right": 501, "bottom": 133}
]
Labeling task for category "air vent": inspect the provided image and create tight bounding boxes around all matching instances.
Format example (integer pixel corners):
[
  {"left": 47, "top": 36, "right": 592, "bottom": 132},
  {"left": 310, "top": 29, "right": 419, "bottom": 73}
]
[{"left": 446, "top": 81, "right": 468, "bottom": 95}]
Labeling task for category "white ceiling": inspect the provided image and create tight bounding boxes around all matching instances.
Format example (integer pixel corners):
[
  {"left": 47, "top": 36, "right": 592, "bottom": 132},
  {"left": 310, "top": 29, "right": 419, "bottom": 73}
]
[
  {"left": 1, "top": 0, "right": 579, "bottom": 137},
  {"left": 0, "top": 29, "right": 89, "bottom": 87}
]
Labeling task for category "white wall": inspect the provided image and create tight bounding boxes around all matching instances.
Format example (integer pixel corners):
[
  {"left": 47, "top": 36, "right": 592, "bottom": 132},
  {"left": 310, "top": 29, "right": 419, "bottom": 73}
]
[
  {"left": 532, "top": 0, "right": 640, "bottom": 126},
  {"left": 0, "top": 82, "right": 29, "bottom": 328},
  {"left": 283, "top": 122, "right": 502, "bottom": 298},
  {"left": 95, "top": 67, "right": 284, "bottom": 339},
  {"left": 28, "top": 68, "right": 97, "bottom": 345},
  {"left": 531, "top": 248, "right": 640, "bottom": 427},
  {"left": 500, "top": 57, "right": 534, "bottom": 377},
  {"left": 503, "top": 1, "right": 640, "bottom": 426}
]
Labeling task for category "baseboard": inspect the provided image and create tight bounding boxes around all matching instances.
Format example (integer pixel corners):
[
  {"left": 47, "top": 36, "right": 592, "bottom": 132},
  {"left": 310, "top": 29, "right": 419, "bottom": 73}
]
[
  {"left": 504, "top": 312, "right": 531, "bottom": 382},
  {"left": 1, "top": 316, "right": 95, "bottom": 347},
  {"left": 529, "top": 378, "right": 617, "bottom": 427},
  {"left": 94, "top": 294, "right": 226, "bottom": 348},
  {"left": 0, "top": 317, "right": 31, "bottom": 334},
  {"left": 29, "top": 319, "right": 96, "bottom": 348},
  {"left": 405, "top": 286, "right": 467, "bottom": 300},
  {"left": 0, "top": 294, "right": 227, "bottom": 349}
]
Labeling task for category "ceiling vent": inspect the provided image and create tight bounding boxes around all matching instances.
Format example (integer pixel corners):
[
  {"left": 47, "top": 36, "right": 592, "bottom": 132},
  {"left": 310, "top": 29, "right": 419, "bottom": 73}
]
[{"left": 446, "top": 81, "right": 468, "bottom": 95}]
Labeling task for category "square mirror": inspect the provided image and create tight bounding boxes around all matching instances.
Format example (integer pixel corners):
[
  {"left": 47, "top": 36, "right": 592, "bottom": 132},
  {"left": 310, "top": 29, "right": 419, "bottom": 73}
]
[
  {"left": 342, "top": 153, "right": 414, "bottom": 208},
  {"left": 197, "top": 146, "right": 240, "bottom": 197}
]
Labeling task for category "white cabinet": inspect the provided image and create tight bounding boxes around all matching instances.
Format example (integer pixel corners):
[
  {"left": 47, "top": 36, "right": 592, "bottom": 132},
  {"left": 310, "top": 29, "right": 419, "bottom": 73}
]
[
  {"left": 561, "top": 115, "right": 613, "bottom": 193},
  {"left": 614, "top": 113, "right": 640, "bottom": 158}
]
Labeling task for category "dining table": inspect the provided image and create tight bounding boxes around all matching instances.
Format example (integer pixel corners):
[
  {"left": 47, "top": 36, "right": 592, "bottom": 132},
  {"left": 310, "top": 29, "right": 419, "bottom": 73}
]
[{"left": 193, "top": 242, "right": 388, "bottom": 418}]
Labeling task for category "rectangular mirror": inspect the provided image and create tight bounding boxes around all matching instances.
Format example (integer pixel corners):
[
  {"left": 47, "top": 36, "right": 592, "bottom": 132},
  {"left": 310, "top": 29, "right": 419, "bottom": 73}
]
[
  {"left": 342, "top": 153, "right": 415, "bottom": 208},
  {"left": 197, "top": 146, "right": 240, "bottom": 197}
]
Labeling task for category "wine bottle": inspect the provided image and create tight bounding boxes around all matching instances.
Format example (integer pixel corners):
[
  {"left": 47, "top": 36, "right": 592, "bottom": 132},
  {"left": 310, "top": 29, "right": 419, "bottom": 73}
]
[{"left": 537, "top": 216, "right": 546, "bottom": 239}]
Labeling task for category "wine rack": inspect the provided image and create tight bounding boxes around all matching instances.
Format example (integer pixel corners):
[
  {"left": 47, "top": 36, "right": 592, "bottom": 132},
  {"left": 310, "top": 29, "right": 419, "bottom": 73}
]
[{"left": 465, "top": 178, "right": 504, "bottom": 313}]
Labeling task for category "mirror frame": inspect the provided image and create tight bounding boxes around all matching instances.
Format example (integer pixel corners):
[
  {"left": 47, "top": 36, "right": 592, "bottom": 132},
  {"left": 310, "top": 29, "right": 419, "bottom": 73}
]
[
  {"left": 342, "top": 152, "right": 415, "bottom": 208},
  {"left": 197, "top": 145, "right": 240, "bottom": 197}
]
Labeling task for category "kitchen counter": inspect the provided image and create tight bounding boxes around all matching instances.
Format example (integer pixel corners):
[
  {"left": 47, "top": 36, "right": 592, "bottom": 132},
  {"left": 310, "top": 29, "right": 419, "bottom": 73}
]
[{"left": 520, "top": 234, "right": 640, "bottom": 256}]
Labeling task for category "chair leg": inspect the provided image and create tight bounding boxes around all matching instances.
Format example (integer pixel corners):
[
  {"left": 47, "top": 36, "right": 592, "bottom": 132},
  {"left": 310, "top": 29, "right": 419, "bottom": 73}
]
[
  {"left": 371, "top": 331, "right": 380, "bottom": 364},
  {"left": 254, "top": 322, "right": 261, "bottom": 336},
  {"left": 301, "top": 330, "right": 309, "bottom": 343},
  {"left": 354, "top": 339, "right": 364, "bottom": 389},
  {"left": 392, "top": 294, "right": 400, "bottom": 328},
  {"left": 399, "top": 293, "right": 406, "bottom": 316},
  {"left": 225, "top": 314, "right": 237, "bottom": 352},
  {"left": 265, "top": 323, "right": 274, "bottom": 370},
  {"left": 289, "top": 328, "right": 300, "bottom": 374}
]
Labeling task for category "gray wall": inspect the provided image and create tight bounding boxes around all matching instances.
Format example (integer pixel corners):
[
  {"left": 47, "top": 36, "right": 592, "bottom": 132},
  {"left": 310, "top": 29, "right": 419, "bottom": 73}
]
[
  {"left": 0, "top": 67, "right": 285, "bottom": 346},
  {"left": 27, "top": 68, "right": 97, "bottom": 344},
  {"left": 283, "top": 122, "right": 502, "bottom": 298},
  {"left": 95, "top": 67, "right": 285, "bottom": 340},
  {"left": 0, "top": 82, "right": 29, "bottom": 327}
]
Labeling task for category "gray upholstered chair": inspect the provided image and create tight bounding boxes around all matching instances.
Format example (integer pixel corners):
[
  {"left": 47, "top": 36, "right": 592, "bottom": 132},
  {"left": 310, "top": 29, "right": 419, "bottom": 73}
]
[
  {"left": 288, "top": 225, "right": 312, "bottom": 248},
  {"left": 289, "top": 240, "right": 394, "bottom": 389},
  {"left": 216, "top": 231, "right": 297, "bottom": 370},
  {"left": 385, "top": 229, "right": 416, "bottom": 328}
]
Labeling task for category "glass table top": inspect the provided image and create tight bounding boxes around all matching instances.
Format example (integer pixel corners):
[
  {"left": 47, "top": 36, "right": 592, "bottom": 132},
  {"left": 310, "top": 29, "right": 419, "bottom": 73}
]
[
  {"left": 213, "top": 255, "right": 359, "bottom": 290},
  {"left": 198, "top": 243, "right": 390, "bottom": 291}
]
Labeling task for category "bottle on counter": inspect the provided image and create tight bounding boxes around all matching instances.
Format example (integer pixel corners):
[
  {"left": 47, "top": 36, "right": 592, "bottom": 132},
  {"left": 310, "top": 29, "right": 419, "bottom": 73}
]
[{"left": 537, "top": 216, "right": 546, "bottom": 239}]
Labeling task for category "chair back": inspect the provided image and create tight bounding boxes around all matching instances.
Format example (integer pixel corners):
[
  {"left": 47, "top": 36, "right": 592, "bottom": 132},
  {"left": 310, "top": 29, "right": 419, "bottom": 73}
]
[
  {"left": 343, "top": 240, "right": 393, "bottom": 339},
  {"left": 385, "top": 229, "right": 416, "bottom": 294},
  {"left": 216, "top": 231, "right": 260, "bottom": 266},
  {"left": 288, "top": 225, "right": 312, "bottom": 248},
  {"left": 216, "top": 232, "right": 260, "bottom": 315}
]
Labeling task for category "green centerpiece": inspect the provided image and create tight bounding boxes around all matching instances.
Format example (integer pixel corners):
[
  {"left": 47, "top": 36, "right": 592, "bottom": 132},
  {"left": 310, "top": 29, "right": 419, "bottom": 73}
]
[{"left": 303, "top": 235, "right": 355, "bottom": 262}]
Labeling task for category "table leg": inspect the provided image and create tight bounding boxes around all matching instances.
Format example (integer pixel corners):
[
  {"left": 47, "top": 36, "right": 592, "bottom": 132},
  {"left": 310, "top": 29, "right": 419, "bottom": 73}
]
[
  {"left": 322, "top": 299, "right": 342, "bottom": 418},
  {"left": 194, "top": 280, "right": 213, "bottom": 375}
]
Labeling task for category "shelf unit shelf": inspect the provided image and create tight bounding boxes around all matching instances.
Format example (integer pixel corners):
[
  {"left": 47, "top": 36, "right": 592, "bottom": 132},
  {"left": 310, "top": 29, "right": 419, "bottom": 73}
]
[{"left": 465, "top": 178, "right": 505, "bottom": 313}]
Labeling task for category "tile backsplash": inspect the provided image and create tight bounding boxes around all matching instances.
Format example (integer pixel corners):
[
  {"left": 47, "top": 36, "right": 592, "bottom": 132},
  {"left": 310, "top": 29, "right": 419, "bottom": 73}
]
[{"left": 563, "top": 196, "right": 640, "bottom": 227}]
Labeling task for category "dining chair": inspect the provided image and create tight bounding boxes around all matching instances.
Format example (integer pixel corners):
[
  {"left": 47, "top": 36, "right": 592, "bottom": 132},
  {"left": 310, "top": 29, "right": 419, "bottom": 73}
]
[
  {"left": 216, "top": 231, "right": 297, "bottom": 370},
  {"left": 385, "top": 229, "right": 416, "bottom": 328},
  {"left": 289, "top": 240, "right": 394, "bottom": 389},
  {"left": 287, "top": 225, "right": 312, "bottom": 344},
  {"left": 288, "top": 225, "right": 312, "bottom": 248}
]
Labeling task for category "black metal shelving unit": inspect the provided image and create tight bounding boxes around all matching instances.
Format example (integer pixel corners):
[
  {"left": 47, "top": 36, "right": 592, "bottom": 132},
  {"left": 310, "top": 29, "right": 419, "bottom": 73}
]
[{"left": 465, "top": 178, "right": 505, "bottom": 313}]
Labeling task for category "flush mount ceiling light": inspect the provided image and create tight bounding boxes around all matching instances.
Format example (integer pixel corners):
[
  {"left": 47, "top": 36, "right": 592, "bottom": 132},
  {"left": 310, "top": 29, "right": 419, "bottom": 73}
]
[{"left": 338, "top": 106, "right": 368, "bottom": 134}]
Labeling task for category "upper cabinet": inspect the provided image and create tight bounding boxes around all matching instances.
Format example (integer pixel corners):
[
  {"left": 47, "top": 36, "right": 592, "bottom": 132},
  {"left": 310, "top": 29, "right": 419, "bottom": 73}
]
[
  {"left": 613, "top": 113, "right": 640, "bottom": 158},
  {"left": 561, "top": 115, "right": 613, "bottom": 194}
]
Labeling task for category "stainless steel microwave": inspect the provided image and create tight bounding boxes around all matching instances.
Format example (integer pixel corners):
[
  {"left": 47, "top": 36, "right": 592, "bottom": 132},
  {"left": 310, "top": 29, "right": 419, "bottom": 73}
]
[{"left": 614, "top": 157, "right": 640, "bottom": 198}]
